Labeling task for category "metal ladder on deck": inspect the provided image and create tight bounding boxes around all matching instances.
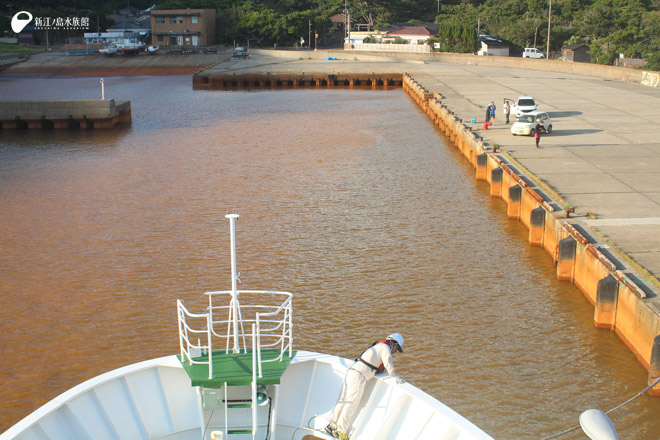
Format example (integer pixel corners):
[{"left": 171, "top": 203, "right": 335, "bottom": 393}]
[
  {"left": 222, "top": 327, "right": 264, "bottom": 440},
  {"left": 221, "top": 383, "right": 257, "bottom": 438}
]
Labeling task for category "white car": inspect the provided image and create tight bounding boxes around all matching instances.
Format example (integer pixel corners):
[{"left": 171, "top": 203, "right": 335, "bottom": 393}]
[
  {"left": 523, "top": 47, "right": 545, "bottom": 58},
  {"left": 146, "top": 45, "right": 159, "bottom": 54},
  {"left": 505, "top": 96, "right": 538, "bottom": 118},
  {"left": 511, "top": 111, "right": 553, "bottom": 136}
]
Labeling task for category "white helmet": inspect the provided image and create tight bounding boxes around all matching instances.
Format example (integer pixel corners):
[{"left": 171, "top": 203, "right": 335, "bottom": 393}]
[{"left": 386, "top": 333, "right": 404, "bottom": 352}]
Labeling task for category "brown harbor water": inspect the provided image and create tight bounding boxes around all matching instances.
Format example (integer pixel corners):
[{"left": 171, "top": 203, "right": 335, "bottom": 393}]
[{"left": 0, "top": 75, "right": 658, "bottom": 439}]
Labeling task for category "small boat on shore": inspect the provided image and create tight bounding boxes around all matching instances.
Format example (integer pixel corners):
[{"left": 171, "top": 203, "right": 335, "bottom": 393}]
[
  {"left": 99, "top": 43, "right": 118, "bottom": 56},
  {"left": 99, "top": 38, "right": 144, "bottom": 56},
  {"left": 0, "top": 214, "right": 627, "bottom": 440}
]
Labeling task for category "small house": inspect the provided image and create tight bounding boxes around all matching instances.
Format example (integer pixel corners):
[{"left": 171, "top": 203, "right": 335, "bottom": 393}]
[
  {"left": 345, "top": 30, "right": 387, "bottom": 45},
  {"left": 477, "top": 39, "right": 509, "bottom": 56},
  {"left": 384, "top": 26, "right": 432, "bottom": 44},
  {"left": 563, "top": 44, "right": 591, "bottom": 63},
  {"left": 329, "top": 13, "right": 355, "bottom": 31}
]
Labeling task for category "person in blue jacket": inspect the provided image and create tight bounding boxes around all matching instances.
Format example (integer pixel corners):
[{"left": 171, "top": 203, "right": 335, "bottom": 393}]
[{"left": 488, "top": 101, "right": 497, "bottom": 121}]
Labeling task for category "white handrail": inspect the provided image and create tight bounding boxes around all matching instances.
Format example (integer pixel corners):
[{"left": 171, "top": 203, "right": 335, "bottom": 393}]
[
  {"left": 207, "top": 312, "right": 213, "bottom": 379},
  {"left": 178, "top": 300, "right": 212, "bottom": 366},
  {"left": 177, "top": 290, "right": 293, "bottom": 380},
  {"left": 256, "top": 313, "right": 262, "bottom": 378},
  {"left": 251, "top": 323, "right": 258, "bottom": 440}
]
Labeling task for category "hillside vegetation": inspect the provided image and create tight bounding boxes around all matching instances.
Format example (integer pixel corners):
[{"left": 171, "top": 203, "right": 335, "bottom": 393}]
[{"left": 2, "top": 0, "right": 658, "bottom": 69}]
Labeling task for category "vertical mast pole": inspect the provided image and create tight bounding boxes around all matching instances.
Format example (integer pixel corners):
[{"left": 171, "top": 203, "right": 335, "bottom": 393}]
[{"left": 226, "top": 213, "right": 241, "bottom": 353}]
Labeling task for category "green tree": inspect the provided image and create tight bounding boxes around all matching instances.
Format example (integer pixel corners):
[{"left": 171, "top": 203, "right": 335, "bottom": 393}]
[
  {"left": 434, "top": 23, "right": 477, "bottom": 52},
  {"left": 581, "top": 3, "right": 616, "bottom": 39},
  {"left": 639, "top": 10, "right": 660, "bottom": 68}
]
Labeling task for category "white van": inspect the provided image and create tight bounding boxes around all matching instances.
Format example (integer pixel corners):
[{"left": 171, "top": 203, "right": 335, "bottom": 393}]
[{"left": 522, "top": 48, "right": 544, "bottom": 59}]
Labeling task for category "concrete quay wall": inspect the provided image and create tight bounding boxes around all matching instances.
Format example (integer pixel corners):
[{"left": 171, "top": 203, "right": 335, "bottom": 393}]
[
  {"left": 193, "top": 71, "right": 403, "bottom": 90},
  {"left": 0, "top": 99, "right": 131, "bottom": 130},
  {"left": 402, "top": 73, "right": 660, "bottom": 393}
]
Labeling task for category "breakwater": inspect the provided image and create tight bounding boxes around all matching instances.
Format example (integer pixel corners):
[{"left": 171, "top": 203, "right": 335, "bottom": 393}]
[
  {"left": 403, "top": 73, "right": 660, "bottom": 393},
  {"left": 192, "top": 72, "right": 403, "bottom": 90},
  {"left": 0, "top": 99, "right": 131, "bottom": 130}
]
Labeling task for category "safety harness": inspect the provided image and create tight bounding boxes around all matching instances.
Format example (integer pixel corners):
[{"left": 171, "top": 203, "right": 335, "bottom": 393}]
[{"left": 356, "top": 340, "right": 387, "bottom": 373}]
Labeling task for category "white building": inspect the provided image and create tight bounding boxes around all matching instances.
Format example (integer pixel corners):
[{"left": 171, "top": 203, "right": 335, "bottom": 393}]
[
  {"left": 384, "top": 26, "right": 432, "bottom": 44},
  {"left": 477, "top": 39, "right": 510, "bottom": 56}
]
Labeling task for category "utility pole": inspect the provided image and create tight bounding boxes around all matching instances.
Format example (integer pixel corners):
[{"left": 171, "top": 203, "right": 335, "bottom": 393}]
[
  {"left": 546, "top": 0, "right": 552, "bottom": 59},
  {"left": 308, "top": 20, "right": 311, "bottom": 51},
  {"left": 343, "top": 0, "right": 352, "bottom": 47}
]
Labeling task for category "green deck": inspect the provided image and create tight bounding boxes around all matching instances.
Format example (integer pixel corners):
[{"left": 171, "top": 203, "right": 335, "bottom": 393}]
[{"left": 179, "top": 349, "right": 296, "bottom": 387}]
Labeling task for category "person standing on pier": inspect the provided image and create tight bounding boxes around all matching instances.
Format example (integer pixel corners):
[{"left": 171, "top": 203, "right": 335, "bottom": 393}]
[
  {"left": 534, "top": 120, "right": 546, "bottom": 148},
  {"left": 325, "top": 333, "right": 405, "bottom": 440},
  {"left": 488, "top": 101, "right": 496, "bottom": 122}
]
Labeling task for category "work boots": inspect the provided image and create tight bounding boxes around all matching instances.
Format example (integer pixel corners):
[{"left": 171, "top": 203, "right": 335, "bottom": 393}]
[{"left": 324, "top": 424, "right": 338, "bottom": 438}]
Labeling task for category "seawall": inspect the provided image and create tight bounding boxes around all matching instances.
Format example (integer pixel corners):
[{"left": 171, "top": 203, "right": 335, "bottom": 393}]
[
  {"left": 402, "top": 74, "right": 660, "bottom": 394},
  {"left": 193, "top": 71, "right": 403, "bottom": 90}
]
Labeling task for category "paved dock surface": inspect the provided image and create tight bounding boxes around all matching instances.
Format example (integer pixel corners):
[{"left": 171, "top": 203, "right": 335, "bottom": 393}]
[
  {"left": 408, "top": 64, "right": 660, "bottom": 291},
  {"left": 204, "top": 50, "right": 660, "bottom": 299}
]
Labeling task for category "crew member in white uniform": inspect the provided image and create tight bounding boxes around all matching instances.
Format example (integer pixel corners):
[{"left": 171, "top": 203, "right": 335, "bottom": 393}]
[{"left": 325, "top": 333, "right": 405, "bottom": 440}]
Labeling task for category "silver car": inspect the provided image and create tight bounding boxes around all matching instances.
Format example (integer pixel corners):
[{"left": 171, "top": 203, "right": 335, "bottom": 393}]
[
  {"left": 511, "top": 111, "right": 553, "bottom": 136},
  {"left": 522, "top": 47, "right": 545, "bottom": 59}
]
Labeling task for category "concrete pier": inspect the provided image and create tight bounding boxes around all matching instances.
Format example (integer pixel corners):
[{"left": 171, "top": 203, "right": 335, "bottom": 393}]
[{"left": 0, "top": 99, "right": 131, "bottom": 130}]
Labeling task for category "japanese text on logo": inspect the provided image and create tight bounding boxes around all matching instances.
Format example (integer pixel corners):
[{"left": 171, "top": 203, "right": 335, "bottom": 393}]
[{"left": 33, "top": 16, "right": 90, "bottom": 30}]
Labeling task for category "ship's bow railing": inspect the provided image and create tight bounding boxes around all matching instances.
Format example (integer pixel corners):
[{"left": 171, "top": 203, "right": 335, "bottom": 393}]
[
  {"left": 177, "top": 290, "right": 293, "bottom": 380},
  {"left": 177, "top": 299, "right": 211, "bottom": 366}
]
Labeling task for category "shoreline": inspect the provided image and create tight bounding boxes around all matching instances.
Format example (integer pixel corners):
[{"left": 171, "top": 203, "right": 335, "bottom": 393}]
[
  {"left": 3, "top": 66, "right": 205, "bottom": 77},
  {"left": 0, "top": 51, "right": 227, "bottom": 78}
]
